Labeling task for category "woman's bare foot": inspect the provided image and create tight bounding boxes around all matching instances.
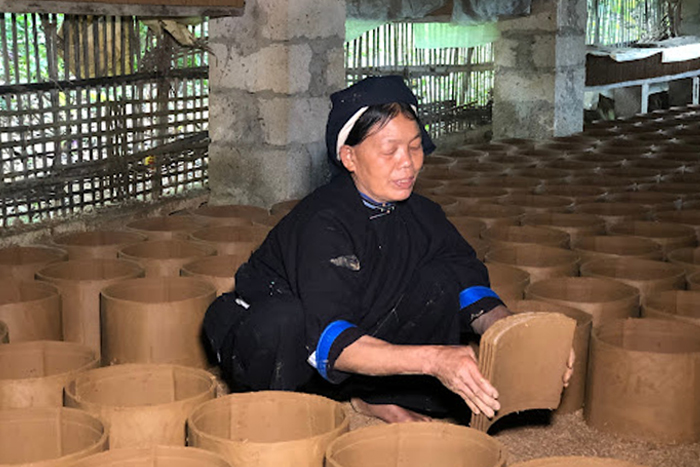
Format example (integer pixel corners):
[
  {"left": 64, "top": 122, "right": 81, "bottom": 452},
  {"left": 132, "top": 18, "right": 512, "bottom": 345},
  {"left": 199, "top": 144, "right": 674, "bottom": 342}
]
[{"left": 350, "top": 397, "right": 433, "bottom": 423}]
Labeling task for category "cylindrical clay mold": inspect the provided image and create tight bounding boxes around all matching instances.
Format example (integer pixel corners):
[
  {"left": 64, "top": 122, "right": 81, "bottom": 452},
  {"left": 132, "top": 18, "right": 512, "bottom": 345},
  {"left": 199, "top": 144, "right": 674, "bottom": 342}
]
[
  {"left": 0, "top": 321, "right": 7, "bottom": 344},
  {"left": 67, "top": 446, "right": 232, "bottom": 467},
  {"left": 65, "top": 364, "right": 216, "bottom": 449},
  {"left": 526, "top": 277, "right": 639, "bottom": 329},
  {"left": 580, "top": 257, "right": 686, "bottom": 305},
  {"left": 508, "top": 300, "right": 592, "bottom": 414},
  {"left": 608, "top": 221, "right": 697, "bottom": 258},
  {"left": 118, "top": 240, "right": 216, "bottom": 277},
  {"left": 189, "top": 205, "right": 271, "bottom": 227},
  {"left": 188, "top": 391, "right": 349, "bottom": 467},
  {"left": 667, "top": 246, "right": 700, "bottom": 277},
  {"left": 52, "top": 230, "right": 147, "bottom": 260},
  {"left": 325, "top": 422, "right": 506, "bottom": 467},
  {"left": 0, "top": 279, "right": 62, "bottom": 342},
  {"left": 180, "top": 254, "right": 249, "bottom": 296},
  {"left": 509, "top": 457, "right": 651, "bottom": 467},
  {"left": 573, "top": 235, "right": 663, "bottom": 264},
  {"left": 520, "top": 212, "right": 606, "bottom": 245},
  {"left": 485, "top": 245, "right": 580, "bottom": 284},
  {"left": 485, "top": 263, "right": 530, "bottom": 303},
  {"left": 0, "top": 341, "right": 98, "bottom": 409},
  {"left": 0, "top": 407, "right": 106, "bottom": 466},
  {"left": 36, "top": 259, "right": 144, "bottom": 354},
  {"left": 481, "top": 225, "right": 570, "bottom": 250},
  {"left": 0, "top": 245, "right": 67, "bottom": 281},
  {"left": 126, "top": 216, "right": 208, "bottom": 241},
  {"left": 100, "top": 277, "right": 216, "bottom": 367},
  {"left": 585, "top": 318, "right": 700, "bottom": 443},
  {"left": 643, "top": 290, "right": 700, "bottom": 327},
  {"left": 189, "top": 225, "right": 269, "bottom": 257}
]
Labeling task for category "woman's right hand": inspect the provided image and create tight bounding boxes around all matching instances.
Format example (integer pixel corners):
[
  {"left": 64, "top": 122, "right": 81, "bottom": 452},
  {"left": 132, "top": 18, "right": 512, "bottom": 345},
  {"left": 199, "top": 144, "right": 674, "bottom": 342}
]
[{"left": 429, "top": 345, "right": 500, "bottom": 418}]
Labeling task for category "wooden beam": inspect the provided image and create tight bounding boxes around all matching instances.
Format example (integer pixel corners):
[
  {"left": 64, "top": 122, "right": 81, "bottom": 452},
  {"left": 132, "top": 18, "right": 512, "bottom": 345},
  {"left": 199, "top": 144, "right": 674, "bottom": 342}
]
[{"left": 0, "top": 0, "right": 244, "bottom": 17}]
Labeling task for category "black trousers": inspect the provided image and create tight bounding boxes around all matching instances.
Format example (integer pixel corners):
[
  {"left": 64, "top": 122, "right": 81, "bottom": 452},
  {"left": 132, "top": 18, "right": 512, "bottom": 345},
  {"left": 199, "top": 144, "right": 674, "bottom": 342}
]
[{"left": 203, "top": 261, "right": 470, "bottom": 417}]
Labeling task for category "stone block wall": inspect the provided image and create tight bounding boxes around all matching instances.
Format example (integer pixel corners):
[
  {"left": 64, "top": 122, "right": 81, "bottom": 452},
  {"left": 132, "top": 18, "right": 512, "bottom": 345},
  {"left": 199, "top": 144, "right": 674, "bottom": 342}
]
[
  {"left": 208, "top": 0, "right": 346, "bottom": 207},
  {"left": 493, "top": 0, "right": 586, "bottom": 139}
]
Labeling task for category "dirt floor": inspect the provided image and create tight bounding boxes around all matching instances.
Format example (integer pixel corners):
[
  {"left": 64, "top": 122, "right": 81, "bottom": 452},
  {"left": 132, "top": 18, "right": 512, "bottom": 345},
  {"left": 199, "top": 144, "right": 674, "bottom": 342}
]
[{"left": 344, "top": 403, "right": 700, "bottom": 467}]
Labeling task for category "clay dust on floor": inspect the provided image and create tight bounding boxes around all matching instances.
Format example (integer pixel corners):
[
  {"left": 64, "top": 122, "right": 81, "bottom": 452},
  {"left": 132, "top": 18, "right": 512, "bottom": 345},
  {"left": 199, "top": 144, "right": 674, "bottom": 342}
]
[{"left": 343, "top": 403, "right": 700, "bottom": 467}]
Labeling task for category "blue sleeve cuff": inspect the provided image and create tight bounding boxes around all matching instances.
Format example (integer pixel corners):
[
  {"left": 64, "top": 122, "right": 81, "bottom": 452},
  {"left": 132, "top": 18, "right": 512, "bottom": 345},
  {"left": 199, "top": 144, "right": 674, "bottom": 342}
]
[
  {"left": 459, "top": 286, "right": 500, "bottom": 310},
  {"left": 314, "top": 320, "right": 357, "bottom": 381}
]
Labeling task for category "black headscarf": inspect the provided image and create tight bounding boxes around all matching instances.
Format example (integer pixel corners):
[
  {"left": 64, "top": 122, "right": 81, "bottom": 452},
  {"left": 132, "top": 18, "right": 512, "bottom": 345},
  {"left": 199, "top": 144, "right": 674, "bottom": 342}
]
[{"left": 325, "top": 76, "right": 436, "bottom": 169}]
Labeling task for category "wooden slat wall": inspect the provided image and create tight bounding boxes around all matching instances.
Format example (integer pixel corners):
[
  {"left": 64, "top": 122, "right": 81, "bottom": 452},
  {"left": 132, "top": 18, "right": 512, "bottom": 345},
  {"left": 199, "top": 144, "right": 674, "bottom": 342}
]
[{"left": 0, "top": 14, "right": 209, "bottom": 230}]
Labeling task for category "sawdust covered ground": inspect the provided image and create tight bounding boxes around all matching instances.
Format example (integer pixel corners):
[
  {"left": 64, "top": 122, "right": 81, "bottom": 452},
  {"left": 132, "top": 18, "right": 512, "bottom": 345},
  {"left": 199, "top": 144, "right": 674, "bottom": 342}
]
[{"left": 344, "top": 403, "right": 700, "bottom": 466}]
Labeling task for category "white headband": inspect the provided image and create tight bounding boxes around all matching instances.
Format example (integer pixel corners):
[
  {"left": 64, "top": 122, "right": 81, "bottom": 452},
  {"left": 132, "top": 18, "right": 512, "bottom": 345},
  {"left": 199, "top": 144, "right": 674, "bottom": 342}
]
[
  {"left": 335, "top": 104, "right": 419, "bottom": 161},
  {"left": 336, "top": 107, "right": 368, "bottom": 161}
]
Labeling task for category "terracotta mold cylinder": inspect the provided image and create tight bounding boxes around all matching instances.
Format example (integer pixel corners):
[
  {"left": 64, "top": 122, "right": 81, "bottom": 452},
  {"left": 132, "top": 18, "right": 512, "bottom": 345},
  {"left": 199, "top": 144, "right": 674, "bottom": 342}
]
[
  {"left": 118, "top": 240, "right": 216, "bottom": 277},
  {"left": 452, "top": 203, "right": 524, "bottom": 229},
  {"left": 509, "top": 457, "right": 651, "bottom": 467},
  {"left": 585, "top": 318, "right": 700, "bottom": 443},
  {"left": 654, "top": 209, "right": 700, "bottom": 241},
  {"left": 67, "top": 446, "right": 232, "bottom": 467},
  {"left": 485, "top": 245, "right": 580, "bottom": 284},
  {"left": 100, "top": 277, "right": 216, "bottom": 367},
  {"left": 0, "top": 407, "right": 107, "bottom": 466},
  {"left": 521, "top": 212, "right": 606, "bottom": 245},
  {"left": 325, "top": 422, "right": 506, "bottom": 467},
  {"left": 497, "top": 194, "right": 573, "bottom": 214},
  {"left": 0, "top": 279, "right": 62, "bottom": 342},
  {"left": 189, "top": 205, "right": 271, "bottom": 227},
  {"left": 447, "top": 148, "right": 488, "bottom": 159},
  {"left": 573, "top": 235, "right": 663, "bottom": 264},
  {"left": 608, "top": 220, "right": 697, "bottom": 258},
  {"left": 535, "top": 185, "right": 606, "bottom": 205},
  {"left": 180, "top": 254, "right": 248, "bottom": 295},
  {"left": 270, "top": 199, "right": 300, "bottom": 216},
  {"left": 667, "top": 246, "right": 700, "bottom": 277},
  {"left": 486, "top": 263, "right": 530, "bottom": 303},
  {"left": 643, "top": 290, "right": 700, "bottom": 327},
  {"left": 688, "top": 271, "right": 700, "bottom": 290},
  {"left": 525, "top": 276, "right": 639, "bottom": 329},
  {"left": 0, "top": 321, "right": 6, "bottom": 343},
  {"left": 447, "top": 216, "right": 487, "bottom": 240},
  {"left": 434, "top": 186, "right": 509, "bottom": 208},
  {"left": 482, "top": 153, "right": 537, "bottom": 169},
  {"left": 412, "top": 178, "right": 445, "bottom": 196},
  {"left": 581, "top": 257, "right": 685, "bottom": 305},
  {"left": 52, "top": 231, "right": 147, "bottom": 260},
  {"left": 573, "top": 151, "right": 628, "bottom": 169},
  {"left": 0, "top": 340, "right": 98, "bottom": 409},
  {"left": 510, "top": 168, "right": 570, "bottom": 184},
  {"left": 65, "top": 364, "right": 216, "bottom": 449},
  {"left": 467, "top": 237, "right": 489, "bottom": 261},
  {"left": 450, "top": 161, "right": 507, "bottom": 176},
  {"left": 424, "top": 193, "right": 459, "bottom": 211},
  {"left": 188, "top": 391, "right": 349, "bottom": 467},
  {"left": 471, "top": 175, "right": 542, "bottom": 194},
  {"left": 36, "top": 259, "right": 144, "bottom": 354},
  {"left": 508, "top": 300, "right": 592, "bottom": 414},
  {"left": 127, "top": 216, "right": 209, "bottom": 241},
  {"left": 606, "top": 191, "right": 680, "bottom": 215},
  {"left": 481, "top": 225, "right": 570, "bottom": 250},
  {"left": 189, "top": 225, "right": 269, "bottom": 257},
  {"left": 574, "top": 202, "right": 648, "bottom": 231},
  {"left": 568, "top": 175, "right": 634, "bottom": 193},
  {"left": 0, "top": 245, "right": 68, "bottom": 281}
]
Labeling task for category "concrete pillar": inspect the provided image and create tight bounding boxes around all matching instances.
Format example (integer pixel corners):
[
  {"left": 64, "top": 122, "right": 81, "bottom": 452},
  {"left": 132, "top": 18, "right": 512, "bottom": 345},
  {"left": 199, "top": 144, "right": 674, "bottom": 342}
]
[
  {"left": 208, "top": 0, "right": 346, "bottom": 207},
  {"left": 493, "top": 0, "right": 586, "bottom": 139}
]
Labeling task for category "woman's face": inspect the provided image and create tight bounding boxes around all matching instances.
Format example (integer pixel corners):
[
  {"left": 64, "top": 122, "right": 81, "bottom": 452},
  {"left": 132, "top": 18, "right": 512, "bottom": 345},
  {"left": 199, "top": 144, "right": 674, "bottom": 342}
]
[{"left": 340, "top": 113, "right": 424, "bottom": 203}]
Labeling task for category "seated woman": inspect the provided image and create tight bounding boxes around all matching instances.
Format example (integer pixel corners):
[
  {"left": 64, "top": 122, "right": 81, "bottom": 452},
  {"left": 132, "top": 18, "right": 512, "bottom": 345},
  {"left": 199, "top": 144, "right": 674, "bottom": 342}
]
[{"left": 203, "top": 75, "right": 571, "bottom": 423}]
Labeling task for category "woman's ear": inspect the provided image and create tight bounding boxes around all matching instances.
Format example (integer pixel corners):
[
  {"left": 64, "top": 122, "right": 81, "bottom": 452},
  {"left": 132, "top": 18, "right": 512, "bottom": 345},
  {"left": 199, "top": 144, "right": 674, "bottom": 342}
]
[{"left": 339, "top": 145, "right": 356, "bottom": 173}]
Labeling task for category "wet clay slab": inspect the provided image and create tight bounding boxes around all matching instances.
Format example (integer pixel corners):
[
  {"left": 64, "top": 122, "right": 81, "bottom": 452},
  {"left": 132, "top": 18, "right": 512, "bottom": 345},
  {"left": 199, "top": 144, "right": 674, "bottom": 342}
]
[
  {"left": 188, "top": 391, "right": 349, "bottom": 467},
  {"left": 585, "top": 318, "right": 700, "bottom": 444},
  {"left": 65, "top": 364, "right": 216, "bottom": 449},
  {"left": 68, "top": 446, "right": 232, "bottom": 467},
  {"left": 472, "top": 312, "right": 575, "bottom": 432},
  {"left": 510, "top": 456, "right": 651, "bottom": 467},
  {"left": 325, "top": 422, "right": 506, "bottom": 467},
  {"left": 0, "top": 407, "right": 107, "bottom": 466},
  {"left": 508, "top": 300, "right": 593, "bottom": 414}
]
